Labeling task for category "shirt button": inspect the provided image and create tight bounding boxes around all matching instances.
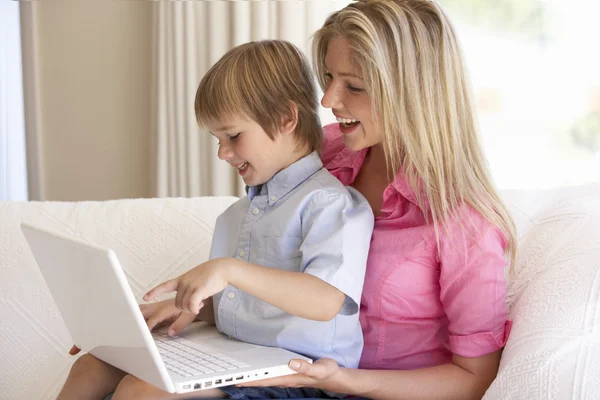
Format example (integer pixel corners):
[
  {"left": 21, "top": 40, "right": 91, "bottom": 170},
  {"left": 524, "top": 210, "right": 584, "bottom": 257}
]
[
  {"left": 270, "top": 195, "right": 277, "bottom": 202},
  {"left": 239, "top": 249, "right": 245, "bottom": 257},
  {"left": 252, "top": 208, "right": 259, "bottom": 215},
  {"left": 227, "top": 292, "right": 236, "bottom": 299}
]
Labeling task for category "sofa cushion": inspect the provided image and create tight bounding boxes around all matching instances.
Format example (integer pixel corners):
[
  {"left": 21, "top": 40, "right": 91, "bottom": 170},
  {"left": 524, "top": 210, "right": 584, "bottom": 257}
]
[
  {"left": 0, "top": 197, "right": 237, "bottom": 400},
  {"left": 484, "top": 183, "right": 600, "bottom": 399}
]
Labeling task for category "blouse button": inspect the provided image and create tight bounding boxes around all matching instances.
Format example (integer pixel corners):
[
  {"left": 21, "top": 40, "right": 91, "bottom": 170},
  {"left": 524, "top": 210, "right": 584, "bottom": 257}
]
[
  {"left": 227, "top": 292, "right": 236, "bottom": 299},
  {"left": 252, "top": 208, "right": 259, "bottom": 215}
]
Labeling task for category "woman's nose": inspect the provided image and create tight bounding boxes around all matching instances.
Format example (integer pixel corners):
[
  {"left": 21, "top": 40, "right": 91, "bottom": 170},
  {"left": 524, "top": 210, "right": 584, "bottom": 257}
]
[{"left": 321, "top": 84, "right": 342, "bottom": 109}]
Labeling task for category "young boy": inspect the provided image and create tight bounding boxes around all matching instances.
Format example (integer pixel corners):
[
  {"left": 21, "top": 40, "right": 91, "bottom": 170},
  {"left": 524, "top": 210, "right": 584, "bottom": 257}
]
[{"left": 58, "top": 40, "right": 373, "bottom": 400}]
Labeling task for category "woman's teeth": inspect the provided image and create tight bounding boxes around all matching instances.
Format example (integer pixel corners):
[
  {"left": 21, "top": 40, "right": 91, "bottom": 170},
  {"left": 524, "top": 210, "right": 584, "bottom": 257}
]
[
  {"left": 336, "top": 117, "right": 360, "bottom": 127},
  {"left": 236, "top": 162, "right": 248, "bottom": 170}
]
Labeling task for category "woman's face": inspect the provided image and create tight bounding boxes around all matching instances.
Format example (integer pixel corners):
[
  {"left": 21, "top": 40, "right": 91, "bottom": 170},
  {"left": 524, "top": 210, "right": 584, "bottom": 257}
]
[{"left": 322, "top": 36, "right": 382, "bottom": 151}]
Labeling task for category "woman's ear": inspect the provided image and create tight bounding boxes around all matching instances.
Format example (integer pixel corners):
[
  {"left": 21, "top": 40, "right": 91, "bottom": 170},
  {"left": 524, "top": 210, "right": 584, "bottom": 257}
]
[{"left": 279, "top": 102, "right": 299, "bottom": 135}]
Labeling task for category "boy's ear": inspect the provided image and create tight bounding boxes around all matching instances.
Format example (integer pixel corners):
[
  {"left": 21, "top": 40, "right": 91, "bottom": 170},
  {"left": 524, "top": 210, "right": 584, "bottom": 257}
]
[{"left": 279, "top": 102, "right": 299, "bottom": 136}]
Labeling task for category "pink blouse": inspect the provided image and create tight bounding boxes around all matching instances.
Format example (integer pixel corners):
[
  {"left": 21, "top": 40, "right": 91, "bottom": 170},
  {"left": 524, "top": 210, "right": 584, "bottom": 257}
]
[{"left": 322, "top": 124, "right": 512, "bottom": 370}]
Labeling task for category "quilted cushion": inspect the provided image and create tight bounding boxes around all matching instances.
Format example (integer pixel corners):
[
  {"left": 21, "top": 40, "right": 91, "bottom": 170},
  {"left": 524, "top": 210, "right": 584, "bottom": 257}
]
[
  {"left": 484, "top": 183, "right": 600, "bottom": 399},
  {"left": 0, "top": 197, "right": 237, "bottom": 400}
]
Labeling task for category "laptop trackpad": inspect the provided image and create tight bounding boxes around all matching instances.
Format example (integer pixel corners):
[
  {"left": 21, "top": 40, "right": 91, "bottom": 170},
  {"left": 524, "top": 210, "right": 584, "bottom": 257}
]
[
  {"left": 201, "top": 335, "right": 258, "bottom": 353},
  {"left": 179, "top": 323, "right": 259, "bottom": 353}
]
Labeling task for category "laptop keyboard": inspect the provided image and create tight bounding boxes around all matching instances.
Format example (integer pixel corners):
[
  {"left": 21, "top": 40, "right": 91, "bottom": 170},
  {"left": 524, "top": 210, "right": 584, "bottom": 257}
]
[{"left": 154, "top": 333, "right": 250, "bottom": 378}]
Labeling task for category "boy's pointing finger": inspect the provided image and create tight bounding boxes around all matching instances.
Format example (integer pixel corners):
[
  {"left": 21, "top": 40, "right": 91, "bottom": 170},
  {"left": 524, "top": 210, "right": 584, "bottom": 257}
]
[{"left": 144, "top": 279, "right": 178, "bottom": 301}]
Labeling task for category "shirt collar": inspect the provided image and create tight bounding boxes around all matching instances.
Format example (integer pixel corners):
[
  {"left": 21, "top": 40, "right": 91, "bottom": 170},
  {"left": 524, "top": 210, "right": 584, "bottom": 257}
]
[
  {"left": 326, "top": 145, "right": 367, "bottom": 172},
  {"left": 247, "top": 151, "right": 323, "bottom": 205},
  {"left": 325, "top": 145, "right": 426, "bottom": 213}
]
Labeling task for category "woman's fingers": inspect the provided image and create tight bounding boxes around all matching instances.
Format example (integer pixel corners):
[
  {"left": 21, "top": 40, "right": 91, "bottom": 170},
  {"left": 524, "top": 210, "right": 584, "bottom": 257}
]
[
  {"left": 68, "top": 345, "right": 81, "bottom": 355},
  {"left": 291, "top": 358, "right": 337, "bottom": 379},
  {"left": 139, "top": 303, "right": 158, "bottom": 320},
  {"left": 168, "top": 311, "right": 198, "bottom": 336},
  {"left": 146, "top": 308, "right": 170, "bottom": 332},
  {"left": 240, "top": 373, "right": 311, "bottom": 388}
]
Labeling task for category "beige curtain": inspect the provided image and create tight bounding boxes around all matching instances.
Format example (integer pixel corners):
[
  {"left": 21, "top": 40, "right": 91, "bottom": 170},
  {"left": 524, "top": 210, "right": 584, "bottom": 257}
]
[{"left": 151, "top": 1, "right": 349, "bottom": 198}]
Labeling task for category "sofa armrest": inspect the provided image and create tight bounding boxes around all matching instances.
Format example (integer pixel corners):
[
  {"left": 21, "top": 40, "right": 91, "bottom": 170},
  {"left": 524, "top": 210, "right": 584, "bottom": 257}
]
[{"left": 0, "top": 196, "right": 237, "bottom": 400}]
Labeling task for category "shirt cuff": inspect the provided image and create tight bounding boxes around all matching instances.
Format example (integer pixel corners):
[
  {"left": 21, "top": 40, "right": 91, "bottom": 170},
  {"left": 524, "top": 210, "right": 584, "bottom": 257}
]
[{"left": 448, "top": 320, "right": 513, "bottom": 358}]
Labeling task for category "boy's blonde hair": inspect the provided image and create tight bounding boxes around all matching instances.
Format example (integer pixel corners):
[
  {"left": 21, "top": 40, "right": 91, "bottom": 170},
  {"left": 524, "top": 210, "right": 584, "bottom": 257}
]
[
  {"left": 313, "top": 0, "right": 517, "bottom": 267},
  {"left": 195, "top": 40, "right": 322, "bottom": 153}
]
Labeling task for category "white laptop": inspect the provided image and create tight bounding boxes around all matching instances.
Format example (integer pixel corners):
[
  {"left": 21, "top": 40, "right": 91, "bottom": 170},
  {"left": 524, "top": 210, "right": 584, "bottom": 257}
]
[{"left": 21, "top": 222, "right": 311, "bottom": 394}]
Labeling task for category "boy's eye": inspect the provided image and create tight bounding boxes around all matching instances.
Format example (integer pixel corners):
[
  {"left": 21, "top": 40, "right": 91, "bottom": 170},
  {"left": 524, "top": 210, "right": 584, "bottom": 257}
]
[
  {"left": 325, "top": 72, "right": 333, "bottom": 80},
  {"left": 229, "top": 133, "right": 241, "bottom": 141}
]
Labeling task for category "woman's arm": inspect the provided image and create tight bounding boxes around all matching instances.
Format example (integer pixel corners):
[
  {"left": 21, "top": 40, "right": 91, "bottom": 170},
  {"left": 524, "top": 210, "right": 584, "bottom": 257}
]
[
  {"left": 334, "top": 352, "right": 501, "bottom": 400},
  {"left": 244, "top": 351, "right": 501, "bottom": 400}
]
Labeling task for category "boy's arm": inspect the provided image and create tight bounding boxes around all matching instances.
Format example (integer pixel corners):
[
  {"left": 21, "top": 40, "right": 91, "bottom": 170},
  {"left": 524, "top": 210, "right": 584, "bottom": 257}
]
[
  {"left": 146, "top": 190, "right": 373, "bottom": 321},
  {"left": 224, "top": 259, "right": 345, "bottom": 321},
  {"left": 145, "top": 257, "right": 345, "bottom": 321}
]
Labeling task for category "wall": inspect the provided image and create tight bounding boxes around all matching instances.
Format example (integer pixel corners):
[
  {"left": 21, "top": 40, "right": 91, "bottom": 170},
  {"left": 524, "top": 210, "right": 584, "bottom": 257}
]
[{"left": 27, "top": 1, "right": 153, "bottom": 200}]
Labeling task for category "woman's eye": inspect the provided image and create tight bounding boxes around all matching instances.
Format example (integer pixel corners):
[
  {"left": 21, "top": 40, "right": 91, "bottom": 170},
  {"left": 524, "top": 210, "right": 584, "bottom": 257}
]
[
  {"left": 229, "top": 133, "right": 241, "bottom": 141},
  {"left": 325, "top": 72, "right": 333, "bottom": 80},
  {"left": 347, "top": 85, "right": 364, "bottom": 93}
]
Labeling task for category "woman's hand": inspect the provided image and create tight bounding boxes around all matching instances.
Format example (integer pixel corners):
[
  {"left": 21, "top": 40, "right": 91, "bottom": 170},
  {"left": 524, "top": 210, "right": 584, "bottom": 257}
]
[
  {"left": 144, "top": 259, "right": 230, "bottom": 314},
  {"left": 140, "top": 298, "right": 197, "bottom": 336},
  {"left": 241, "top": 358, "right": 343, "bottom": 392}
]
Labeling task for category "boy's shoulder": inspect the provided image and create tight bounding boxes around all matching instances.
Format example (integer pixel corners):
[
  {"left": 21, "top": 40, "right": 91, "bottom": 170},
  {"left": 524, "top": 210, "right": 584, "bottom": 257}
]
[
  {"left": 299, "top": 167, "right": 348, "bottom": 197},
  {"left": 297, "top": 168, "right": 371, "bottom": 213},
  {"left": 216, "top": 195, "right": 250, "bottom": 221}
]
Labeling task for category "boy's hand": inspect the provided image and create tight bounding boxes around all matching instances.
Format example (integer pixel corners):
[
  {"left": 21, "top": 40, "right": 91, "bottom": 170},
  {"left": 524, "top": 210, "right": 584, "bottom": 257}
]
[
  {"left": 140, "top": 299, "right": 197, "bottom": 336},
  {"left": 144, "top": 258, "right": 230, "bottom": 314}
]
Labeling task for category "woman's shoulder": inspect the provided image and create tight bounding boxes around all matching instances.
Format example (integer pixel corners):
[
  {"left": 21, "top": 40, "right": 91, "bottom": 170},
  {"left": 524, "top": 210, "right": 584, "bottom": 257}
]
[
  {"left": 440, "top": 203, "right": 508, "bottom": 253},
  {"left": 321, "top": 123, "right": 346, "bottom": 167}
]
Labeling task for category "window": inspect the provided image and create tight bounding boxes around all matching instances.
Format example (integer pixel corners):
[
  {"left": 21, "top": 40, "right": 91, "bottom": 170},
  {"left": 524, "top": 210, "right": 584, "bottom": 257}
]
[
  {"left": 0, "top": 1, "right": 28, "bottom": 201},
  {"left": 444, "top": 0, "right": 600, "bottom": 189}
]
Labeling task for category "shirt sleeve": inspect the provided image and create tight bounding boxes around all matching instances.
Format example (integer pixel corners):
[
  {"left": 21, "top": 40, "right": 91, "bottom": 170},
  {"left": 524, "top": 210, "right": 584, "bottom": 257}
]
[
  {"left": 438, "top": 207, "right": 512, "bottom": 358},
  {"left": 300, "top": 187, "right": 374, "bottom": 315},
  {"left": 208, "top": 197, "right": 248, "bottom": 260}
]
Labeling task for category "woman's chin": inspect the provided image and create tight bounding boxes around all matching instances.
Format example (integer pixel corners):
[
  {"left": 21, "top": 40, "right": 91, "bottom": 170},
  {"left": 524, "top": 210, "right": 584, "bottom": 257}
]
[{"left": 343, "top": 135, "right": 370, "bottom": 152}]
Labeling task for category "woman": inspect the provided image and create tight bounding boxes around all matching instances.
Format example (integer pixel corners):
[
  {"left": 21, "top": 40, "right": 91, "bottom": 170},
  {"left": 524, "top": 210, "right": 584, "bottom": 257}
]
[
  {"left": 244, "top": 1, "right": 516, "bottom": 399},
  {"left": 59, "top": 1, "right": 515, "bottom": 399}
]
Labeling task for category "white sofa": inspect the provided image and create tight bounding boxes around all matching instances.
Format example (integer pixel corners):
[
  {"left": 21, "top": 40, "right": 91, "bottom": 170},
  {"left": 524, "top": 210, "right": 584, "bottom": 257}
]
[{"left": 1, "top": 185, "right": 599, "bottom": 400}]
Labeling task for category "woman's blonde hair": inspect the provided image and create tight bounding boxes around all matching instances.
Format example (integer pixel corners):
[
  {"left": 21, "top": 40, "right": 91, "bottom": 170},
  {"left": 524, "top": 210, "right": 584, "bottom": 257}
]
[
  {"left": 195, "top": 40, "right": 322, "bottom": 153},
  {"left": 313, "top": 0, "right": 516, "bottom": 266}
]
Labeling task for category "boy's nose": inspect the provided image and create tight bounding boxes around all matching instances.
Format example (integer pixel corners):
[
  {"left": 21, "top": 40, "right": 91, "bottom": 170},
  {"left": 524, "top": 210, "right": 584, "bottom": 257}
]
[{"left": 217, "top": 142, "right": 233, "bottom": 161}]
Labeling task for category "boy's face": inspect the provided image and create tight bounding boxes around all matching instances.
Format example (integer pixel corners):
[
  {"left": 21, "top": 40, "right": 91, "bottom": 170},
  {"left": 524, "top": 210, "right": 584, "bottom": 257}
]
[{"left": 206, "top": 115, "right": 299, "bottom": 187}]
